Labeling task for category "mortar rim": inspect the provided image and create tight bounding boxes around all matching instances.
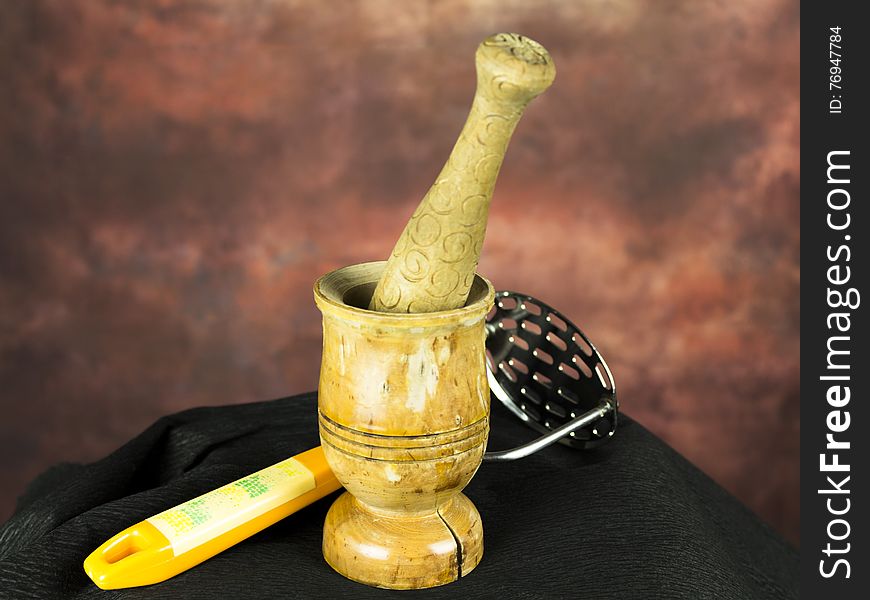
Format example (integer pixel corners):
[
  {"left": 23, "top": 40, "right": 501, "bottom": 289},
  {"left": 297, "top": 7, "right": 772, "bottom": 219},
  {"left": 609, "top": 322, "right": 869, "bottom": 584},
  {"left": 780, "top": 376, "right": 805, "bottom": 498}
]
[{"left": 314, "top": 261, "right": 495, "bottom": 326}]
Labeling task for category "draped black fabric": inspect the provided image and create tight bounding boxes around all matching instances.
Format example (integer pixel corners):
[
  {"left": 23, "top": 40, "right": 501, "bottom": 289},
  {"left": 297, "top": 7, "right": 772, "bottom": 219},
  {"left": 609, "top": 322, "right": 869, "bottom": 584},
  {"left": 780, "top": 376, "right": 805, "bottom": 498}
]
[{"left": 0, "top": 393, "right": 798, "bottom": 599}]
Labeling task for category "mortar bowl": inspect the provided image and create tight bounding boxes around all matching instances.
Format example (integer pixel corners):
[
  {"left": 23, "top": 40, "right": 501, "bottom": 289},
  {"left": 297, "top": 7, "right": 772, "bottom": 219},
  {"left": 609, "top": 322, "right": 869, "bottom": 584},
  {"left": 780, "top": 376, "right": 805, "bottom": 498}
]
[{"left": 314, "top": 261, "right": 495, "bottom": 589}]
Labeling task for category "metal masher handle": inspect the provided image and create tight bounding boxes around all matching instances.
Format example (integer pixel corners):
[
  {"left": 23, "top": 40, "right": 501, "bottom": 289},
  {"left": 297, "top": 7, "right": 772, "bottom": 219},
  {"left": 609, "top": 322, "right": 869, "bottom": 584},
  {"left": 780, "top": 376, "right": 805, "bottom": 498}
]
[{"left": 483, "top": 399, "right": 614, "bottom": 462}]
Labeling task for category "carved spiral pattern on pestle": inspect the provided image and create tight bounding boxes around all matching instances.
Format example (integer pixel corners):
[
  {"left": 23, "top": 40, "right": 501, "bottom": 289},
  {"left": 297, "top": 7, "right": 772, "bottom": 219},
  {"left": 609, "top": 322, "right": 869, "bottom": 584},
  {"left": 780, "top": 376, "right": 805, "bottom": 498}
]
[{"left": 369, "top": 33, "right": 555, "bottom": 313}]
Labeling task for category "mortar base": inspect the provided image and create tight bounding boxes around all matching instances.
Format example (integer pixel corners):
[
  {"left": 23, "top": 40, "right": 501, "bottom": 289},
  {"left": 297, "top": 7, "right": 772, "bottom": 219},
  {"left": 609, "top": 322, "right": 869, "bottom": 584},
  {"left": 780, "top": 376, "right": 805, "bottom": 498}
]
[{"left": 322, "top": 491, "right": 483, "bottom": 589}]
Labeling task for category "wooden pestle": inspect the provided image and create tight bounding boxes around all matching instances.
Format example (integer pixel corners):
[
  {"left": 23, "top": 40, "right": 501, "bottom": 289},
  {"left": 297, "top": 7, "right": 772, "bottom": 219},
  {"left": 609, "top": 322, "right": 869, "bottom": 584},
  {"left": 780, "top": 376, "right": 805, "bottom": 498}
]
[{"left": 369, "top": 33, "right": 555, "bottom": 313}]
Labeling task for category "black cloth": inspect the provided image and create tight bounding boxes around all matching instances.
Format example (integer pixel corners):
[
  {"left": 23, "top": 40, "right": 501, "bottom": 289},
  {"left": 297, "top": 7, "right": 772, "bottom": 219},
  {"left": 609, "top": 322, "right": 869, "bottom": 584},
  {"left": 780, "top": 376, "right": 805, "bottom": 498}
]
[{"left": 0, "top": 392, "right": 798, "bottom": 599}]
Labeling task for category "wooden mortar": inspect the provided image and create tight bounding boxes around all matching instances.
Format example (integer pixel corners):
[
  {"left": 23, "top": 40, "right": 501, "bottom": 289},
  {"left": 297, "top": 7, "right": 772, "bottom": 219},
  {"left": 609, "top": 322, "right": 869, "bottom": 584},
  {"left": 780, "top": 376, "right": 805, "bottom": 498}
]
[{"left": 315, "top": 262, "right": 495, "bottom": 588}]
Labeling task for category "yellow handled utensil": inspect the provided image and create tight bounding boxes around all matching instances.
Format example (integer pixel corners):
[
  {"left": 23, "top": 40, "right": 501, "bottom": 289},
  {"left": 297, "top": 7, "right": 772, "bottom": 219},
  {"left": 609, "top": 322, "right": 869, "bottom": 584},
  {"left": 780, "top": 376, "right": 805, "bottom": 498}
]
[{"left": 83, "top": 447, "right": 340, "bottom": 590}]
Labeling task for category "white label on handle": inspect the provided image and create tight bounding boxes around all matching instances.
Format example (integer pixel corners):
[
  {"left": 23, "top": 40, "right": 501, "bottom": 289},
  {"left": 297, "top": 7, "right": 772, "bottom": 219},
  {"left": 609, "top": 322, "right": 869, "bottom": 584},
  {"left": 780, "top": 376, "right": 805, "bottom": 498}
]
[{"left": 147, "top": 457, "right": 316, "bottom": 556}]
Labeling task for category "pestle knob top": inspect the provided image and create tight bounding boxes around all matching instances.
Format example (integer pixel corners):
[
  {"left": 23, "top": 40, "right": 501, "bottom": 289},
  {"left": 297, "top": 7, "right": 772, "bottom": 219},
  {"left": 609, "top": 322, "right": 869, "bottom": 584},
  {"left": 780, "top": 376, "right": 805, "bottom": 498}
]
[{"left": 474, "top": 33, "right": 556, "bottom": 110}]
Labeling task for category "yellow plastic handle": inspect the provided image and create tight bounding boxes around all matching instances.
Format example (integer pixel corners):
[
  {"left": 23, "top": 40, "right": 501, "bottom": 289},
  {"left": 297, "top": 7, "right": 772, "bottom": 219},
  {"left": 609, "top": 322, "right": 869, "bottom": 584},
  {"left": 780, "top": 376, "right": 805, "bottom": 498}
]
[{"left": 84, "top": 446, "right": 340, "bottom": 589}]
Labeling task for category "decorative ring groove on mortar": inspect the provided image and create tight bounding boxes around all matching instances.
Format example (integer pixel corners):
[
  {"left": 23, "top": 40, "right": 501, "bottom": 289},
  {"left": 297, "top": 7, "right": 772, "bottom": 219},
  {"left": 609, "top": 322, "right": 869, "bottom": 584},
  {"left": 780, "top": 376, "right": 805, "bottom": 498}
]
[
  {"left": 320, "top": 437, "right": 486, "bottom": 464},
  {"left": 319, "top": 412, "right": 488, "bottom": 447}
]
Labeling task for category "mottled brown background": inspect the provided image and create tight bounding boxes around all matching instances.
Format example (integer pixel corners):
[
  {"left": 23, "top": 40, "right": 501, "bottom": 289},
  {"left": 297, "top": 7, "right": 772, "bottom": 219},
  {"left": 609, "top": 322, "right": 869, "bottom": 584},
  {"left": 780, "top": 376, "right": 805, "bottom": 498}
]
[{"left": 0, "top": 0, "right": 799, "bottom": 543}]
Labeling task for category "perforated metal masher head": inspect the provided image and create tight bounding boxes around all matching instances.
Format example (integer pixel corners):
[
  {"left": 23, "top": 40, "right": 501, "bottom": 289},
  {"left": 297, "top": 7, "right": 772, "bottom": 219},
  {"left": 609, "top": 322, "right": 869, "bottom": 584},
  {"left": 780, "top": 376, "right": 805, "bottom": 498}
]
[{"left": 483, "top": 291, "right": 618, "bottom": 462}]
